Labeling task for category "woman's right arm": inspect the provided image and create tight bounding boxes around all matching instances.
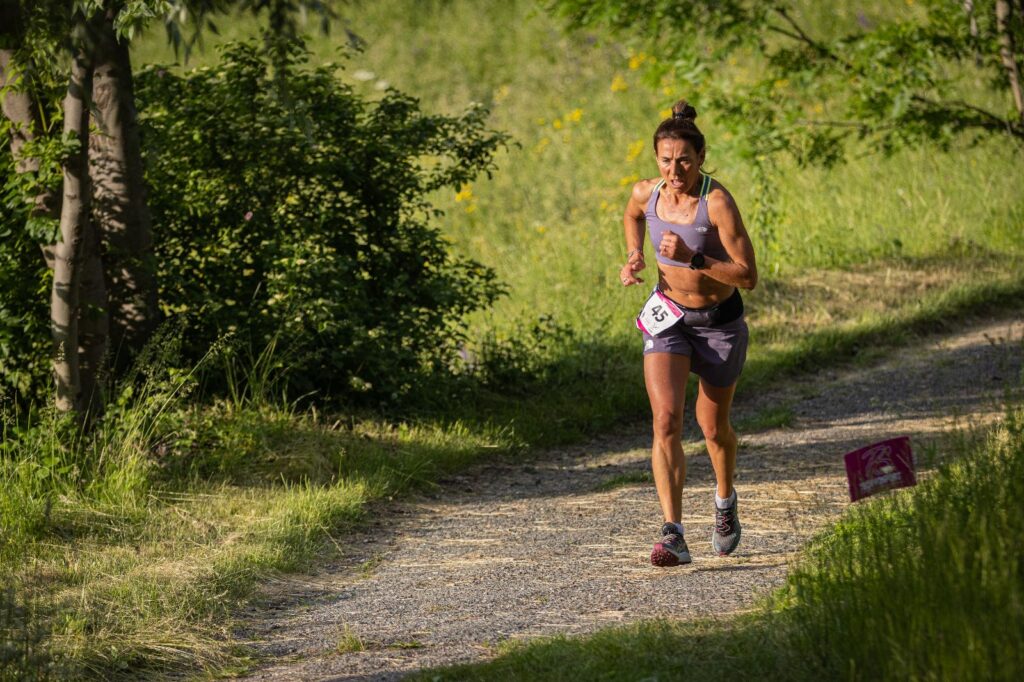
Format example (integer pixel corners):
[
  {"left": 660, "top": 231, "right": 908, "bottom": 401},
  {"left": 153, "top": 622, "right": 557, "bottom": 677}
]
[{"left": 620, "top": 181, "right": 652, "bottom": 286}]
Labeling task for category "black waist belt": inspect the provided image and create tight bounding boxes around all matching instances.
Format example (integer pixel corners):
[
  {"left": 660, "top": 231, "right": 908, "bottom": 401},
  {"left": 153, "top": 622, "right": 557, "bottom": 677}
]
[{"left": 678, "top": 289, "right": 744, "bottom": 327}]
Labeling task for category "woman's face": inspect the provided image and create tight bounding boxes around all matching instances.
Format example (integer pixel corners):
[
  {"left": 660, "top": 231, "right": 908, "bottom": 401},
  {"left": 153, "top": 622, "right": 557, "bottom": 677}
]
[{"left": 655, "top": 138, "right": 704, "bottom": 194}]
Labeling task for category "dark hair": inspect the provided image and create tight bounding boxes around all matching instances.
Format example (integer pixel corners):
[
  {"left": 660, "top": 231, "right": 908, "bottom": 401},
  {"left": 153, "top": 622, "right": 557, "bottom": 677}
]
[{"left": 653, "top": 100, "right": 706, "bottom": 155}]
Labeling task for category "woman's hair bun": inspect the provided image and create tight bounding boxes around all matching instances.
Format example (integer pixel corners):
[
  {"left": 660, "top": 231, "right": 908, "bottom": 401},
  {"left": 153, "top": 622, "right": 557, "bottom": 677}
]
[{"left": 671, "top": 100, "right": 698, "bottom": 122}]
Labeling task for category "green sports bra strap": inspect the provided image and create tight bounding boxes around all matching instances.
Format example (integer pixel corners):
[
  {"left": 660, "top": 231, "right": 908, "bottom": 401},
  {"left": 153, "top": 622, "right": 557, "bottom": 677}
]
[{"left": 699, "top": 173, "right": 710, "bottom": 200}]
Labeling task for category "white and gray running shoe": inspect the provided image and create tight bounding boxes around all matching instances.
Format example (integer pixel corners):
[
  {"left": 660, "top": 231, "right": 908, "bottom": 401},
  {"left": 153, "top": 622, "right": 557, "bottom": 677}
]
[
  {"left": 651, "top": 522, "right": 692, "bottom": 567},
  {"left": 712, "top": 495, "right": 742, "bottom": 556}
]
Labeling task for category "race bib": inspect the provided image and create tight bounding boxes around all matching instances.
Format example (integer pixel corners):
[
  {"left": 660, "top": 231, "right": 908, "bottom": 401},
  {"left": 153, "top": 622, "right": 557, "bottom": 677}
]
[{"left": 636, "top": 288, "right": 684, "bottom": 336}]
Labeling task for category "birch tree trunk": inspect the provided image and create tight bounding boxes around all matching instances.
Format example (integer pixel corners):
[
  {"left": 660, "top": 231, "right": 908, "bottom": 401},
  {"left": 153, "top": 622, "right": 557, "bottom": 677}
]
[
  {"left": 90, "top": 9, "right": 157, "bottom": 370},
  {"left": 963, "top": 0, "right": 982, "bottom": 67},
  {"left": 52, "top": 35, "right": 93, "bottom": 415},
  {"left": 0, "top": 16, "right": 61, "bottom": 236},
  {"left": 996, "top": 0, "right": 1024, "bottom": 122}
]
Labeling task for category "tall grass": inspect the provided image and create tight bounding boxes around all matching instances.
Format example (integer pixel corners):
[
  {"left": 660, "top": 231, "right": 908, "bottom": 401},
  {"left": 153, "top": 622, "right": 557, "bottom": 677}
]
[
  {"left": 777, "top": 410, "right": 1024, "bottom": 679},
  {"left": 0, "top": 333, "right": 504, "bottom": 678}
]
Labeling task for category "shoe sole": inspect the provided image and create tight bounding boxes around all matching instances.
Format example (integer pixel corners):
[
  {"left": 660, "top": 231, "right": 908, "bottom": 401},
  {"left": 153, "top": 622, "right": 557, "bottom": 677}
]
[
  {"left": 651, "top": 544, "right": 692, "bottom": 567},
  {"left": 712, "top": 525, "right": 741, "bottom": 556}
]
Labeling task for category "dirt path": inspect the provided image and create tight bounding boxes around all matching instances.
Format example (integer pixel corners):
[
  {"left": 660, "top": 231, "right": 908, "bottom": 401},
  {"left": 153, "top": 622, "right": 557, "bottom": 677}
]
[{"left": 238, "top": 315, "right": 1023, "bottom": 681}]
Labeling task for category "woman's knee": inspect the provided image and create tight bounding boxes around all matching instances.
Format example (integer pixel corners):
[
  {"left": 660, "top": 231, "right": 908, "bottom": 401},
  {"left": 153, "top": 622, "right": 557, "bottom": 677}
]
[
  {"left": 698, "top": 419, "right": 735, "bottom": 447},
  {"left": 652, "top": 407, "right": 683, "bottom": 441}
]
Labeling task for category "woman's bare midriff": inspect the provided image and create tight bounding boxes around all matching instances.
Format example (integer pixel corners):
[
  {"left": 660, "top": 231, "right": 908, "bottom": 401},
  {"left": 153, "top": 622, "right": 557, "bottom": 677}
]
[{"left": 658, "top": 264, "right": 734, "bottom": 308}]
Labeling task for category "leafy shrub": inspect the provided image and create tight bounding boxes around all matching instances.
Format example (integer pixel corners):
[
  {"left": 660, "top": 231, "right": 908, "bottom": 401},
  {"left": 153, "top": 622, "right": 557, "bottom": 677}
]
[
  {"left": 0, "top": 124, "right": 54, "bottom": 408},
  {"left": 136, "top": 38, "right": 508, "bottom": 405}
]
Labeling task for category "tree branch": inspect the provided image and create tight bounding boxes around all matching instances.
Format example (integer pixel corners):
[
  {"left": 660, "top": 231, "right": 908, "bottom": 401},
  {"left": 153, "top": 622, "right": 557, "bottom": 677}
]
[{"left": 769, "top": 6, "right": 855, "bottom": 71}]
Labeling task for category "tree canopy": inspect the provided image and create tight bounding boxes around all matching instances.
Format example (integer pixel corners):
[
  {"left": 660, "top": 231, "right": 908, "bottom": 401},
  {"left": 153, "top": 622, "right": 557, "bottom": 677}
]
[{"left": 550, "top": 0, "right": 1024, "bottom": 165}]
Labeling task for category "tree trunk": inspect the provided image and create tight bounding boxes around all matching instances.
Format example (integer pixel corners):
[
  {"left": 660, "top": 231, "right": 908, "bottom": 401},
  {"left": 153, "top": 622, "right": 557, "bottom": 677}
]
[
  {"left": 52, "top": 34, "right": 93, "bottom": 415},
  {"left": 90, "top": 8, "right": 157, "bottom": 372},
  {"left": 78, "top": 220, "right": 109, "bottom": 421},
  {"left": 996, "top": 0, "right": 1024, "bottom": 122},
  {"left": 0, "top": 18, "right": 61, "bottom": 232},
  {"left": 963, "top": 0, "right": 982, "bottom": 67}
]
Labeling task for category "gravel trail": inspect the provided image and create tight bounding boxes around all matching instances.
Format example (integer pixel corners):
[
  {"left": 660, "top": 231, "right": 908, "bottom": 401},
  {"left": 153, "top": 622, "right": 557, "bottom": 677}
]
[{"left": 238, "top": 315, "right": 1023, "bottom": 681}]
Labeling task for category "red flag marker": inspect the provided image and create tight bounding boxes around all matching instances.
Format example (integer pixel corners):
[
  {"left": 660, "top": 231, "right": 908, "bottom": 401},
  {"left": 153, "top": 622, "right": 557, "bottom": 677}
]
[{"left": 843, "top": 436, "right": 916, "bottom": 502}]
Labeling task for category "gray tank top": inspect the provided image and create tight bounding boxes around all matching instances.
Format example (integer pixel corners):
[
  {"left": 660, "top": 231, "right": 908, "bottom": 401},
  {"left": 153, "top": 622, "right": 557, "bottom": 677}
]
[{"left": 645, "top": 174, "right": 728, "bottom": 267}]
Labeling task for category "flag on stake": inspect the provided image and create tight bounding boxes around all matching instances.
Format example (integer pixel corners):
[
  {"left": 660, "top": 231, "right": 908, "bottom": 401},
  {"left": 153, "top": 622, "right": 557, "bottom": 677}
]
[{"left": 843, "top": 436, "right": 916, "bottom": 502}]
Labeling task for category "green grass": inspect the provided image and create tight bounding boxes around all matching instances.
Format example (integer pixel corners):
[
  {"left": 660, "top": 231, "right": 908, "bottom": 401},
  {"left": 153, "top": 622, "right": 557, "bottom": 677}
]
[
  {"left": 593, "top": 469, "right": 652, "bottom": 491},
  {"left": 1, "top": 359, "right": 505, "bottom": 678},
  {"left": 736, "top": 403, "right": 795, "bottom": 432},
  {"left": 417, "top": 406, "right": 1024, "bottom": 681}
]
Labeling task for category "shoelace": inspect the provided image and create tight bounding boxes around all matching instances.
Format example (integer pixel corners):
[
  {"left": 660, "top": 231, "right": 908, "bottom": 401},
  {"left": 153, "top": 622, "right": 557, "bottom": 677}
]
[
  {"left": 660, "top": 528, "right": 685, "bottom": 548},
  {"left": 715, "top": 506, "right": 735, "bottom": 535}
]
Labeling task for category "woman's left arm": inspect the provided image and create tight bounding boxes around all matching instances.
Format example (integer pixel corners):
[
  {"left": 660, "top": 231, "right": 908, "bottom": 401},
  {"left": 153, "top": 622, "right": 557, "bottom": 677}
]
[{"left": 699, "top": 187, "right": 758, "bottom": 290}]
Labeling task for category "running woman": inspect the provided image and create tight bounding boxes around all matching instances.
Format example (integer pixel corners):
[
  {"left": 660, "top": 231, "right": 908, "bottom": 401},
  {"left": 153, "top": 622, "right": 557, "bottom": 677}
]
[{"left": 619, "top": 100, "right": 758, "bottom": 566}]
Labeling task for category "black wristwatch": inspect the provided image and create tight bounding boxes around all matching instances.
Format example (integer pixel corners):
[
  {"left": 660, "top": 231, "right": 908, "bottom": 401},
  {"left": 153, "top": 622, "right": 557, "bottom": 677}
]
[{"left": 689, "top": 252, "right": 706, "bottom": 270}]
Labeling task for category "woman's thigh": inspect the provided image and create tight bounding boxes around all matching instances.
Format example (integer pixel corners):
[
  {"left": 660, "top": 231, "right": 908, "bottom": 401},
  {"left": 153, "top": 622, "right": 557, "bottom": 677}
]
[{"left": 644, "top": 352, "right": 691, "bottom": 428}]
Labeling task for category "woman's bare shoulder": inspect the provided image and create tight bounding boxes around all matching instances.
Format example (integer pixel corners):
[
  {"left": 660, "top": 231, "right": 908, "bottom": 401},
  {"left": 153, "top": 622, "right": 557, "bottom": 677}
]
[
  {"left": 706, "top": 178, "right": 740, "bottom": 214},
  {"left": 630, "top": 177, "right": 662, "bottom": 205}
]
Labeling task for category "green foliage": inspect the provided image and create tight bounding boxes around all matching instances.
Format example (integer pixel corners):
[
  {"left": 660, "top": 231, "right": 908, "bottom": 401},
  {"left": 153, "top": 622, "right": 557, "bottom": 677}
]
[
  {"left": 0, "top": 130, "right": 54, "bottom": 408},
  {"left": 549, "top": 0, "right": 1024, "bottom": 164},
  {"left": 135, "top": 37, "right": 508, "bottom": 405}
]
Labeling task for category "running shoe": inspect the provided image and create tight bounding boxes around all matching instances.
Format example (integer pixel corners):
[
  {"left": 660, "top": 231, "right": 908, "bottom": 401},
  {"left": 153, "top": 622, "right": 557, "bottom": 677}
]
[
  {"left": 651, "top": 522, "right": 692, "bottom": 566},
  {"left": 712, "top": 494, "right": 741, "bottom": 556}
]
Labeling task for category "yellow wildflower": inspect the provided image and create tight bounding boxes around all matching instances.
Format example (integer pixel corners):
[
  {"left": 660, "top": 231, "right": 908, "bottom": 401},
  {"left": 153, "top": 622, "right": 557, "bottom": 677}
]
[
  {"left": 628, "top": 52, "right": 647, "bottom": 70},
  {"left": 494, "top": 84, "right": 511, "bottom": 102},
  {"left": 534, "top": 137, "right": 550, "bottom": 154},
  {"left": 455, "top": 184, "right": 473, "bottom": 202},
  {"left": 813, "top": 102, "right": 824, "bottom": 114},
  {"left": 567, "top": 108, "right": 583, "bottom": 123},
  {"left": 536, "top": 225, "right": 547, "bottom": 234},
  {"left": 627, "top": 139, "right": 646, "bottom": 161},
  {"left": 619, "top": 173, "right": 640, "bottom": 187},
  {"left": 660, "top": 108, "right": 672, "bottom": 120},
  {"left": 553, "top": 118, "right": 563, "bottom": 130},
  {"left": 465, "top": 204, "right": 477, "bottom": 214},
  {"left": 610, "top": 74, "right": 628, "bottom": 93}
]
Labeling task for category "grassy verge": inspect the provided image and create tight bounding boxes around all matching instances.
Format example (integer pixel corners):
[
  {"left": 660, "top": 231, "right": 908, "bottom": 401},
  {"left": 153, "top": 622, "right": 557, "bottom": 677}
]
[
  {"left": 1, "top": 382, "right": 504, "bottom": 678},
  {"left": 416, "top": 405, "right": 1024, "bottom": 681}
]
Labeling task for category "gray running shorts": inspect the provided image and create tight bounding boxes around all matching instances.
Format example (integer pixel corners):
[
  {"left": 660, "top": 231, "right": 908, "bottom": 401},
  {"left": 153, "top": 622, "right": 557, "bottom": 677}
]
[{"left": 642, "top": 315, "right": 749, "bottom": 387}]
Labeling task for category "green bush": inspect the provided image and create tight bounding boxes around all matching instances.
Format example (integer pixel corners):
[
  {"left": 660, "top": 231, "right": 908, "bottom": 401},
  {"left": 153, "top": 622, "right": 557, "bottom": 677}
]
[
  {"left": 0, "top": 125, "right": 53, "bottom": 408},
  {"left": 136, "top": 38, "right": 508, "bottom": 405}
]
